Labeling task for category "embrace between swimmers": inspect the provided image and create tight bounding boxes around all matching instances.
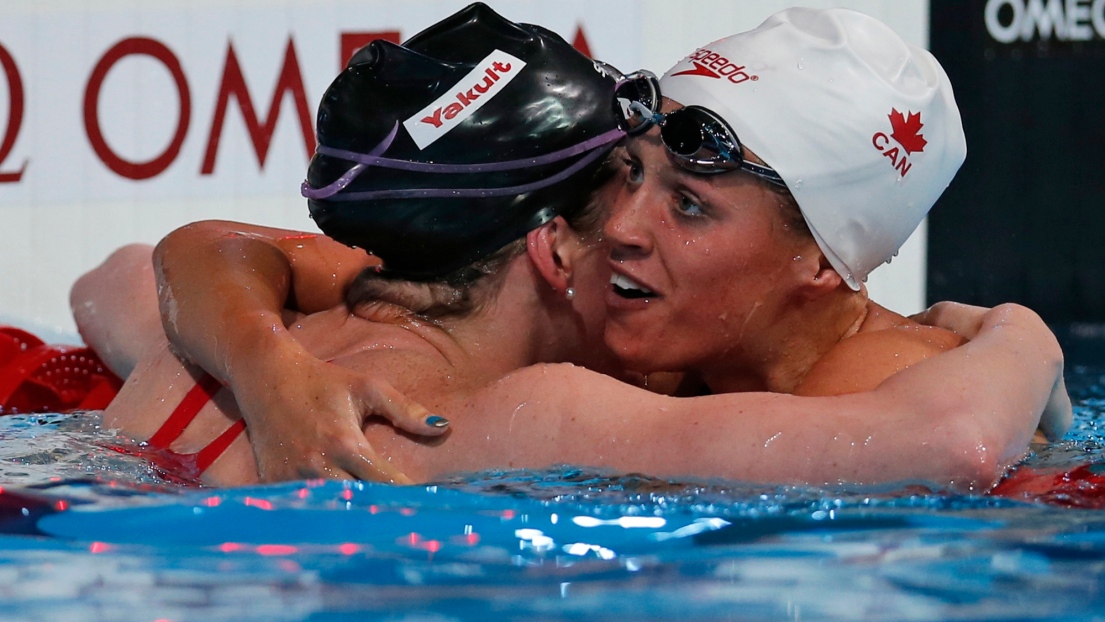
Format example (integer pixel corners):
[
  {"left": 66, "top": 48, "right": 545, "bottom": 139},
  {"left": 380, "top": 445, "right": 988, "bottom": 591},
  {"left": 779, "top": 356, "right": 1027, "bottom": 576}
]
[{"left": 72, "top": 5, "right": 1069, "bottom": 489}]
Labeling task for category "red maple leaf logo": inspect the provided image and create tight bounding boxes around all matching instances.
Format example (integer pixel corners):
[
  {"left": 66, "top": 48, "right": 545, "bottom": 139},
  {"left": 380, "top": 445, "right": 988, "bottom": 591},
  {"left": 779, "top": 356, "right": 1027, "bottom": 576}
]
[{"left": 888, "top": 109, "right": 927, "bottom": 155}]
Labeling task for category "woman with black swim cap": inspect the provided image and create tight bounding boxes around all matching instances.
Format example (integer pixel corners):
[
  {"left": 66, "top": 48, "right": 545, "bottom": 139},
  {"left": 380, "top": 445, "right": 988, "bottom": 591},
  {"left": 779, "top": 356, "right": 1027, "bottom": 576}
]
[{"left": 77, "top": 4, "right": 1066, "bottom": 488}]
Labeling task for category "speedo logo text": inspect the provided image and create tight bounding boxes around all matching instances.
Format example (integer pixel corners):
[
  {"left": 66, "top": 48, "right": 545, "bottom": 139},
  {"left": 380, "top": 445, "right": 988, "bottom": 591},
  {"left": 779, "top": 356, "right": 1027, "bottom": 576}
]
[{"left": 670, "top": 48, "right": 757, "bottom": 83}]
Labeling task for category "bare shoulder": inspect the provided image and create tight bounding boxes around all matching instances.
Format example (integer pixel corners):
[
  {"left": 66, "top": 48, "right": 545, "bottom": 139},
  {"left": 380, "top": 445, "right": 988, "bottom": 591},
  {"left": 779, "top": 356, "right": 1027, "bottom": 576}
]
[
  {"left": 480, "top": 363, "right": 642, "bottom": 403},
  {"left": 795, "top": 319, "right": 966, "bottom": 397}
]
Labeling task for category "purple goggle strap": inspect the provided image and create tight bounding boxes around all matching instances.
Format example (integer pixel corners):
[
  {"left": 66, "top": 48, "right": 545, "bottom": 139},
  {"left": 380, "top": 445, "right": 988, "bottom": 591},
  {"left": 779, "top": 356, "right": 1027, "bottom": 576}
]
[{"left": 301, "top": 123, "right": 625, "bottom": 201}]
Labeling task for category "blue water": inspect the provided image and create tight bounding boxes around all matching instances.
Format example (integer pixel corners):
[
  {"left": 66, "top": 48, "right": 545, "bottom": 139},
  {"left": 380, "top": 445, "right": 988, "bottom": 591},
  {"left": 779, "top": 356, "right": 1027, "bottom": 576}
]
[{"left": 2, "top": 367, "right": 1105, "bottom": 620}]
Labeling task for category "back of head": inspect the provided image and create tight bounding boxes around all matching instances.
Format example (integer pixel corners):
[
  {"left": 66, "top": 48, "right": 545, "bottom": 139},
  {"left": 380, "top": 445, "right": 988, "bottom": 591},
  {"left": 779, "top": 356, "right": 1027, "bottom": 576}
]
[
  {"left": 304, "top": 3, "right": 622, "bottom": 281},
  {"left": 660, "top": 8, "right": 966, "bottom": 289}
]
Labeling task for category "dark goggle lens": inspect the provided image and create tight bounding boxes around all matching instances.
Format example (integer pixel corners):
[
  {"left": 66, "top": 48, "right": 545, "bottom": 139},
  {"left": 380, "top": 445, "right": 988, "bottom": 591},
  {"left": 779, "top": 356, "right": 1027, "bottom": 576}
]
[
  {"left": 613, "top": 74, "right": 659, "bottom": 133},
  {"left": 659, "top": 110, "right": 709, "bottom": 156}
]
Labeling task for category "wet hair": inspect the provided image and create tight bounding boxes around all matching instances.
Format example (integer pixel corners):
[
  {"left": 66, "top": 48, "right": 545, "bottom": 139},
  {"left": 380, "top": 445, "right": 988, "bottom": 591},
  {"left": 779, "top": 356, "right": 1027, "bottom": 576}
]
[
  {"left": 769, "top": 183, "right": 811, "bottom": 239},
  {"left": 346, "top": 153, "right": 615, "bottom": 320}
]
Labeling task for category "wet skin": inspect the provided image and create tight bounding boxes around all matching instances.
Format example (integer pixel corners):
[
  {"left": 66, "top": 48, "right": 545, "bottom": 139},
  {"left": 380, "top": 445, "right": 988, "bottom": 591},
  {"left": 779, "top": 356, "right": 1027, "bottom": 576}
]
[{"left": 601, "top": 121, "right": 822, "bottom": 391}]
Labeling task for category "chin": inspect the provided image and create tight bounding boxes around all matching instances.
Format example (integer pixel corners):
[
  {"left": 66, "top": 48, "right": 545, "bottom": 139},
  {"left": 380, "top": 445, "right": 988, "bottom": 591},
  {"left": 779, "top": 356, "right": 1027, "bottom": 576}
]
[{"left": 606, "top": 339, "right": 662, "bottom": 374}]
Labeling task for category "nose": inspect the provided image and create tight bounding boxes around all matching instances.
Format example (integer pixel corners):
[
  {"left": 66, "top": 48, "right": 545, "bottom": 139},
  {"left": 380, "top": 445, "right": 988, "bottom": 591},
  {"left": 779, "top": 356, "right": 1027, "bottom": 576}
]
[{"left": 603, "top": 184, "right": 654, "bottom": 258}]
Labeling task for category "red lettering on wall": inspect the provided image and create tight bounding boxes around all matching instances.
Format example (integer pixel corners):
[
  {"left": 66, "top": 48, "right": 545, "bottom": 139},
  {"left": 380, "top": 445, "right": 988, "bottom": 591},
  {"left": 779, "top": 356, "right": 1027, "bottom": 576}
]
[
  {"left": 340, "top": 31, "right": 401, "bottom": 69},
  {"left": 0, "top": 43, "right": 26, "bottom": 183},
  {"left": 83, "top": 37, "right": 191, "bottom": 180},
  {"left": 200, "top": 38, "right": 315, "bottom": 175},
  {"left": 572, "top": 25, "right": 593, "bottom": 58}
]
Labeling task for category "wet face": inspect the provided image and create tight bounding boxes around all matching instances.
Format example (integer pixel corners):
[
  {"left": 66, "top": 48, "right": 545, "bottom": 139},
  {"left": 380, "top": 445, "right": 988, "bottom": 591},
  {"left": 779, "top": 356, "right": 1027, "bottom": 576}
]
[{"left": 601, "top": 110, "right": 817, "bottom": 376}]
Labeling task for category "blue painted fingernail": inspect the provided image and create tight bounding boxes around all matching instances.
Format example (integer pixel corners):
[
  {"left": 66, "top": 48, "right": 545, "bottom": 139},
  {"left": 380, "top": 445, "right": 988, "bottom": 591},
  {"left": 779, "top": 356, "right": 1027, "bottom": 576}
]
[{"left": 426, "top": 415, "right": 450, "bottom": 428}]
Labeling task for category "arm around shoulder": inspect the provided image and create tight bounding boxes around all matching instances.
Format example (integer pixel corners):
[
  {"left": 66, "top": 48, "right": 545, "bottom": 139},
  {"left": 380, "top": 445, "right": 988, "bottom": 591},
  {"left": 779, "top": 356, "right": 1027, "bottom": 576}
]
[
  {"left": 152, "top": 219, "right": 444, "bottom": 483},
  {"left": 456, "top": 308, "right": 1064, "bottom": 492}
]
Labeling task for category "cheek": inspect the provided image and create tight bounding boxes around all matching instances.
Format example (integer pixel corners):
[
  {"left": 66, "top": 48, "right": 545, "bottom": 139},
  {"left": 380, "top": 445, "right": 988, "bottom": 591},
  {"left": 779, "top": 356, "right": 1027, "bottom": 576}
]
[{"left": 669, "top": 239, "right": 783, "bottom": 323}]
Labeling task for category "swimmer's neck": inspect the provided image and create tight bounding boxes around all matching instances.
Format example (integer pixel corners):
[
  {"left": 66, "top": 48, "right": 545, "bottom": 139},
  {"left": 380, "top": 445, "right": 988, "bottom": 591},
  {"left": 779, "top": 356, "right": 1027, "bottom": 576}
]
[
  {"left": 353, "top": 257, "right": 609, "bottom": 383},
  {"left": 700, "top": 289, "right": 875, "bottom": 395}
]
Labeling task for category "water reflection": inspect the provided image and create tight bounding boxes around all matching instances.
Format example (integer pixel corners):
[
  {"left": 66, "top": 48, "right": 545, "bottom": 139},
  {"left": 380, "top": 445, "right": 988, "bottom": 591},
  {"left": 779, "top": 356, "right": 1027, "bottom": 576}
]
[{"left": 0, "top": 367, "right": 1103, "bottom": 619}]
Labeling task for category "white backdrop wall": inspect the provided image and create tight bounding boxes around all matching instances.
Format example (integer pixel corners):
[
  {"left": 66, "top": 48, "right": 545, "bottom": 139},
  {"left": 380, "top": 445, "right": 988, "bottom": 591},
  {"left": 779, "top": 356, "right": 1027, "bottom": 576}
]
[{"left": 0, "top": 0, "right": 928, "bottom": 332}]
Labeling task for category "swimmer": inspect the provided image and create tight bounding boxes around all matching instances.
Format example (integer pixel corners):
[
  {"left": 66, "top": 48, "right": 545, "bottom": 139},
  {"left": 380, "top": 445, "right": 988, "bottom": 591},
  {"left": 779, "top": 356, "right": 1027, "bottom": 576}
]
[
  {"left": 74, "top": 4, "right": 1068, "bottom": 489},
  {"left": 601, "top": 9, "right": 975, "bottom": 397}
]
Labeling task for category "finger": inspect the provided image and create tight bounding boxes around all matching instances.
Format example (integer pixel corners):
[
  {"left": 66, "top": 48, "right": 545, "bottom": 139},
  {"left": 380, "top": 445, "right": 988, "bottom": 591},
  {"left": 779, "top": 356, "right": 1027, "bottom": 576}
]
[
  {"left": 250, "top": 421, "right": 363, "bottom": 483},
  {"left": 254, "top": 441, "right": 357, "bottom": 483},
  {"left": 916, "top": 301, "right": 989, "bottom": 337},
  {"left": 257, "top": 454, "right": 356, "bottom": 483},
  {"left": 1039, "top": 375, "right": 1073, "bottom": 442},
  {"left": 338, "top": 444, "right": 414, "bottom": 485},
  {"left": 359, "top": 380, "right": 451, "bottom": 436}
]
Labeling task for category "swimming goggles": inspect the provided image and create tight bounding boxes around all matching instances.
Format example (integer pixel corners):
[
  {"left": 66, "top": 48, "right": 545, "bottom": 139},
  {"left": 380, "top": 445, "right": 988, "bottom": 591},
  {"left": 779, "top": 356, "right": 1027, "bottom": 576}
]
[{"left": 610, "top": 67, "right": 786, "bottom": 186}]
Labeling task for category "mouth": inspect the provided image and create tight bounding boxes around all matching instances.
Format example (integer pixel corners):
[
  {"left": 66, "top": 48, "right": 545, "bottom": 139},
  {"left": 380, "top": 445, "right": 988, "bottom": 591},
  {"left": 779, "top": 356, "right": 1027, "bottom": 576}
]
[{"left": 610, "top": 273, "right": 657, "bottom": 299}]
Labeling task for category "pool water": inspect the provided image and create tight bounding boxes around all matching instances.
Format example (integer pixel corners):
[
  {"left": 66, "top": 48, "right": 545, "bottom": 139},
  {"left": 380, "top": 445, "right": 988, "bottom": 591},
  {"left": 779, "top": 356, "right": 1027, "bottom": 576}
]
[{"left": 2, "top": 368, "right": 1105, "bottom": 620}]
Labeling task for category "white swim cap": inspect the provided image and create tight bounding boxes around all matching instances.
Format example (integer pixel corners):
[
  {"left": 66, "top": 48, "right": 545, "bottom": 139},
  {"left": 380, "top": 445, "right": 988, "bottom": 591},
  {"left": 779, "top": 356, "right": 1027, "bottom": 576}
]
[{"left": 660, "top": 8, "right": 966, "bottom": 290}]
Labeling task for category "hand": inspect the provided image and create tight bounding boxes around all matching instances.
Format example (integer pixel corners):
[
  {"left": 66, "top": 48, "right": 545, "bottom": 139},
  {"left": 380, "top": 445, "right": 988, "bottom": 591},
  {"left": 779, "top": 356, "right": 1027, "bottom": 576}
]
[
  {"left": 231, "top": 350, "right": 448, "bottom": 484},
  {"left": 1039, "top": 375, "right": 1073, "bottom": 442},
  {"left": 911, "top": 301, "right": 989, "bottom": 338}
]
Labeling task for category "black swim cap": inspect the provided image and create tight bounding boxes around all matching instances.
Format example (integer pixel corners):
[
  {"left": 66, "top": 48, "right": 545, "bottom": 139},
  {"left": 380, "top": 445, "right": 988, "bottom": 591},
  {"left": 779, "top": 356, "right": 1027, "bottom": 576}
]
[{"left": 303, "top": 2, "right": 623, "bottom": 280}]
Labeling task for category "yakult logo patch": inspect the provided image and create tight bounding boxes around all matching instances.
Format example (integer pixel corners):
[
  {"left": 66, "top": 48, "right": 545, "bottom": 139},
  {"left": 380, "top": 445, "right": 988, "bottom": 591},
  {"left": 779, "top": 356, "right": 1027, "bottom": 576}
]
[
  {"left": 403, "top": 50, "right": 525, "bottom": 150},
  {"left": 670, "top": 47, "right": 757, "bottom": 84},
  {"left": 871, "top": 108, "right": 927, "bottom": 177}
]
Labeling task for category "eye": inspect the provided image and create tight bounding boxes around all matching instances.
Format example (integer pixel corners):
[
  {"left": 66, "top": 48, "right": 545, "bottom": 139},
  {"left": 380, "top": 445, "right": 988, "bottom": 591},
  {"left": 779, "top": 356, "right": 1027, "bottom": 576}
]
[
  {"left": 675, "top": 194, "right": 706, "bottom": 218},
  {"left": 623, "top": 158, "right": 644, "bottom": 186}
]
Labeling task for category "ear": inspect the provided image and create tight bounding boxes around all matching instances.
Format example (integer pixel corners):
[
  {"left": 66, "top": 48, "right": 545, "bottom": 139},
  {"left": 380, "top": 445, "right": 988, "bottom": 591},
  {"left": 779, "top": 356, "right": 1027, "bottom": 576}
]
[
  {"left": 526, "top": 216, "right": 575, "bottom": 294},
  {"left": 793, "top": 248, "right": 845, "bottom": 301}
]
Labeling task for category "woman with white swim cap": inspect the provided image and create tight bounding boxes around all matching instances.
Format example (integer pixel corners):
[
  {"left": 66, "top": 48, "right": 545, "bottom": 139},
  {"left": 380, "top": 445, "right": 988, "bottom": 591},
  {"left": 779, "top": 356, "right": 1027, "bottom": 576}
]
[
  {"left": 602, "top": 7, "right": 971, "bottom": 395},
  {"left": 75, "top": 5, "right": 1068, "bottom": 488}
]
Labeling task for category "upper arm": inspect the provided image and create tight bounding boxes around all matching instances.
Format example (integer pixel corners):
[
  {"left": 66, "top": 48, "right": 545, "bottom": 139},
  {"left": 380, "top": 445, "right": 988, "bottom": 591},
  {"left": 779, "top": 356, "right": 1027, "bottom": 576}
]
[{"left": 155, "top": 220, "right": 378, "bottom": 314}]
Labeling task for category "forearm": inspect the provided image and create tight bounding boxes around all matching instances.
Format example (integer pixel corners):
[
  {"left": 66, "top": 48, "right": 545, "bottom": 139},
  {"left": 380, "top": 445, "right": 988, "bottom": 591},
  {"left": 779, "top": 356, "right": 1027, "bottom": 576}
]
[
  {"left": 153, "top": 220, "right": 375, "bottom": 382},
  {"left": 726, "top": 304, "right": 1061, "bottom": 488},
  {"left": 716, "top": 303, "right": 1062, "bottom": 488},
  {"left": 153, "top": 222, "right": 298, "bottom": 386},
  {"left": 151, "top": 220, "right": 442, "bottom": 482}
]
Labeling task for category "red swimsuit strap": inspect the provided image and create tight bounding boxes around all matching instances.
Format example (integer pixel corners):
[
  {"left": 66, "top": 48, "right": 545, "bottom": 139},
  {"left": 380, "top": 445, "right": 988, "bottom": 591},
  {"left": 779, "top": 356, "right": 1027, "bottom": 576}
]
[
  {"left": 147, "top": 372, "right": 224, "bottom": 448},
  {"left": 146, "top": 372, "right": 247, "bottom": 475},
  {"left": 192, "top": 418, "right": 247, "bottom": 473}
]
